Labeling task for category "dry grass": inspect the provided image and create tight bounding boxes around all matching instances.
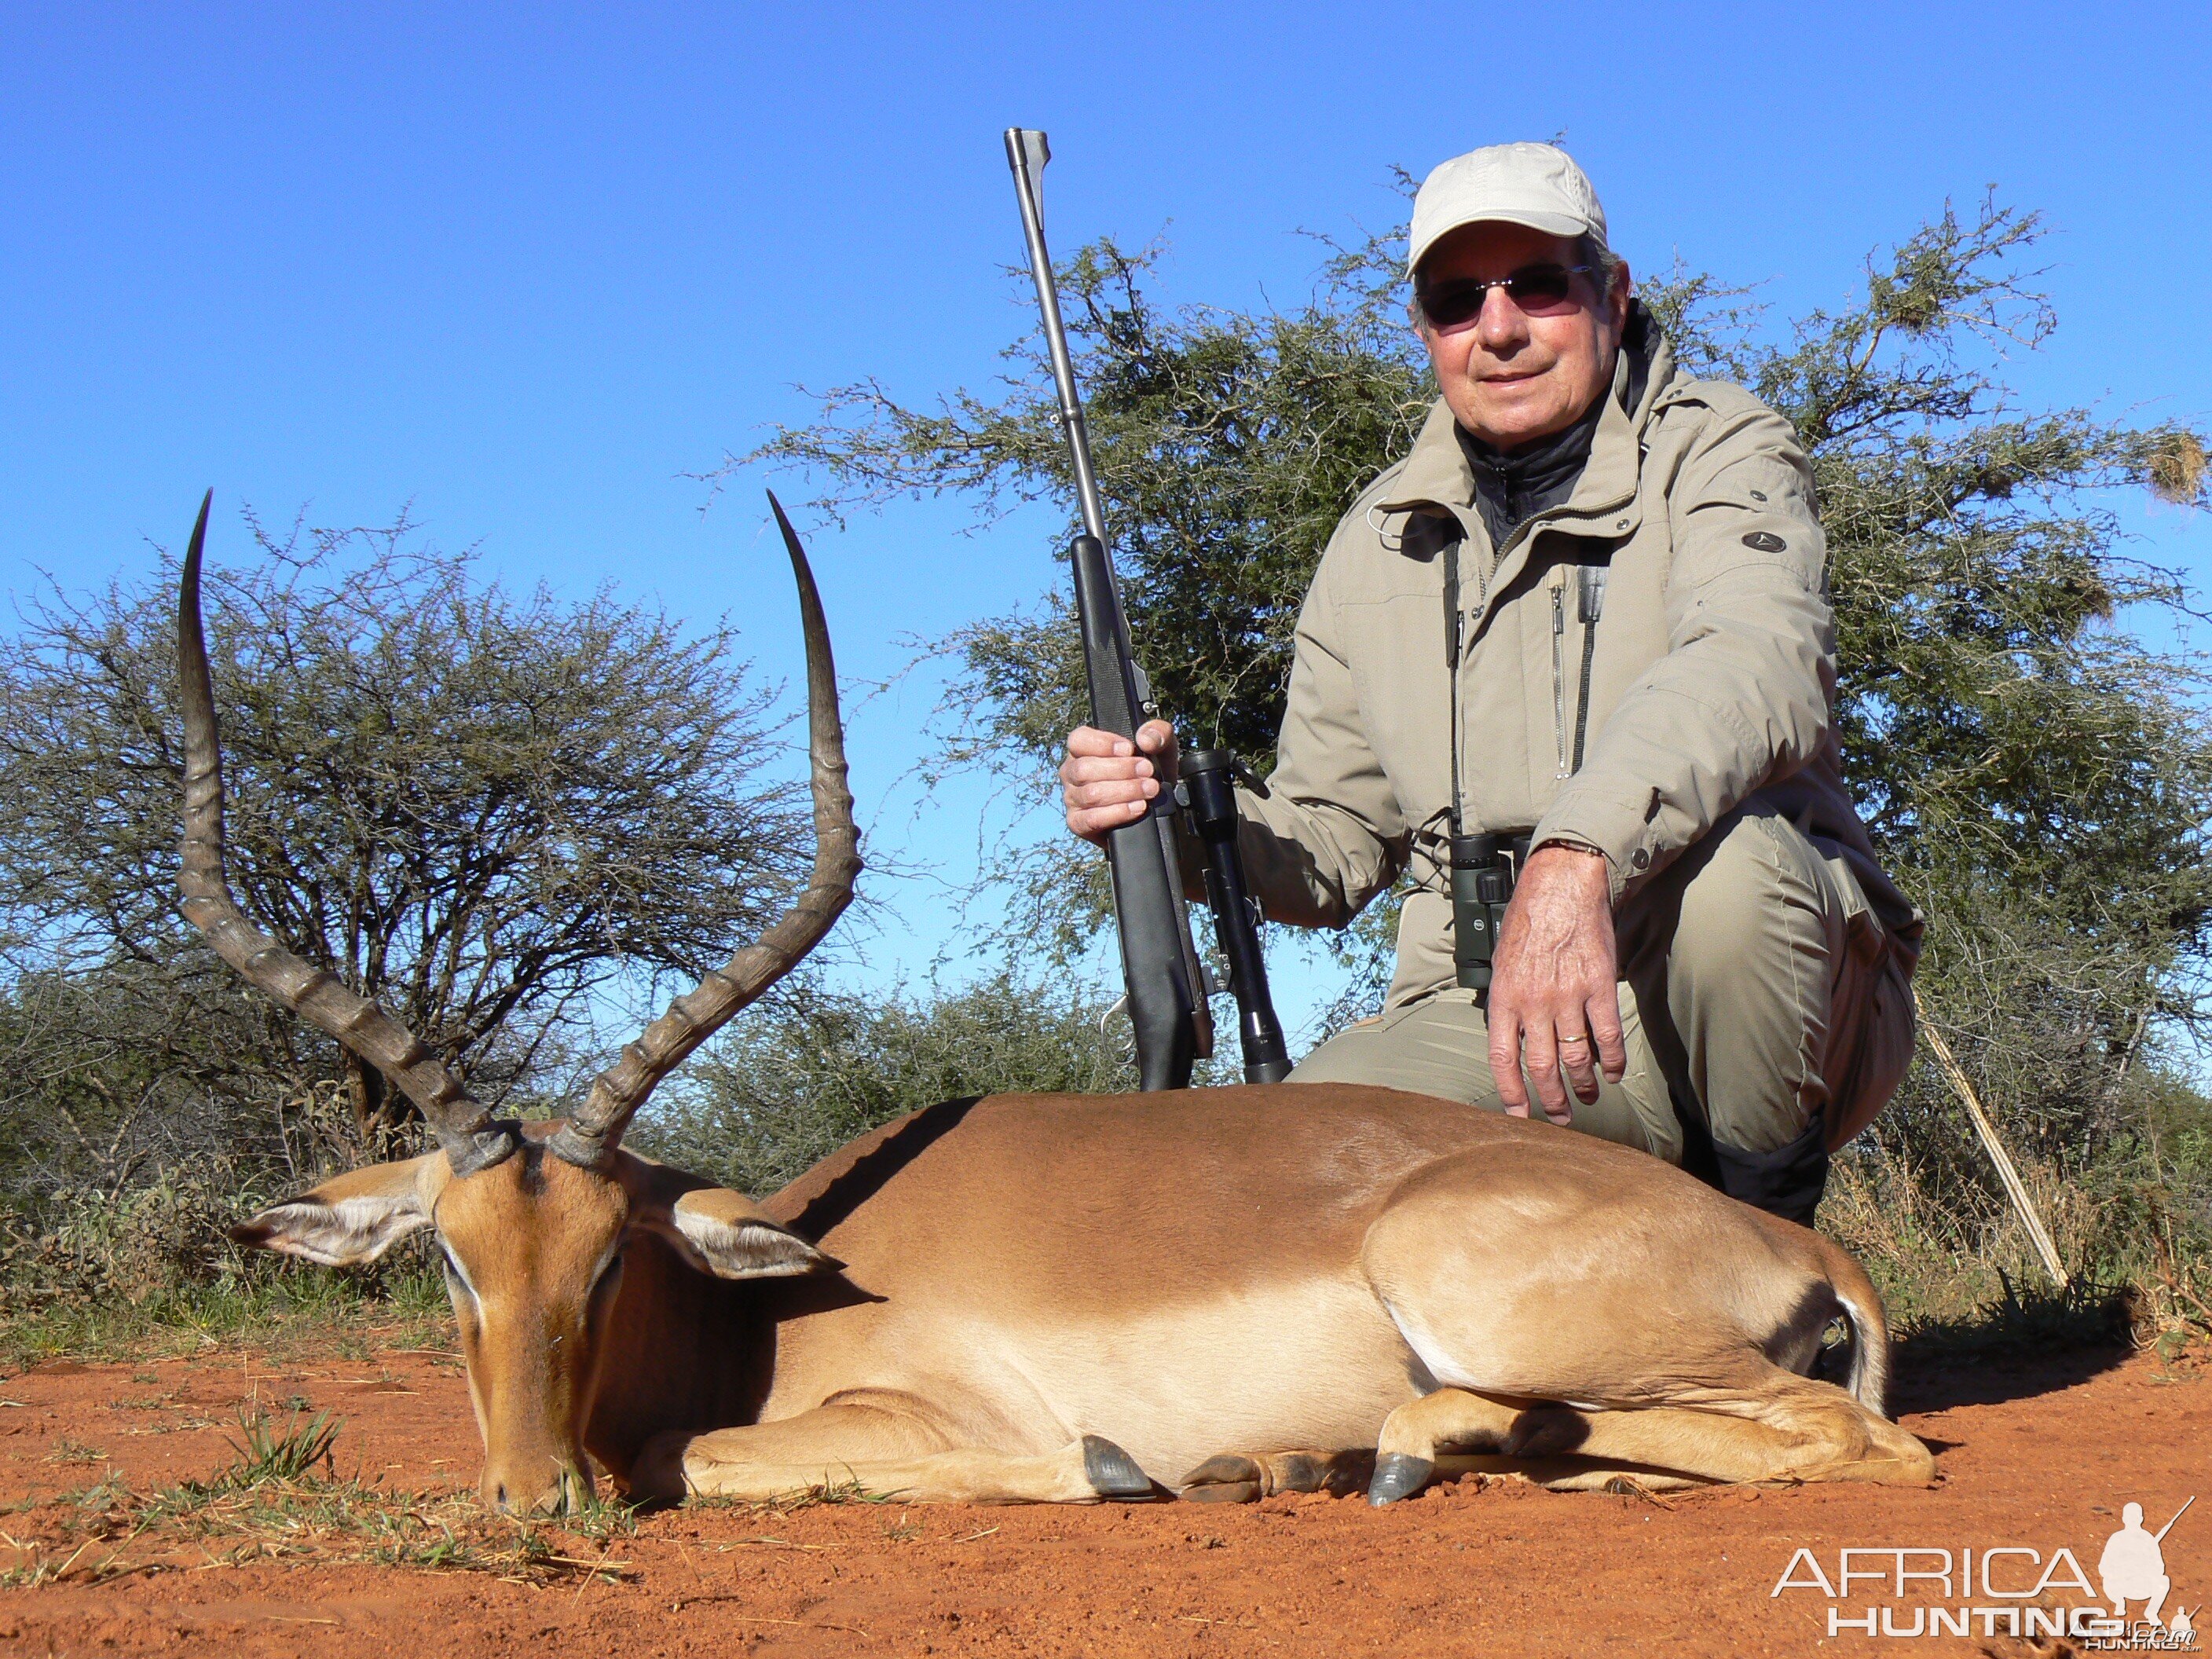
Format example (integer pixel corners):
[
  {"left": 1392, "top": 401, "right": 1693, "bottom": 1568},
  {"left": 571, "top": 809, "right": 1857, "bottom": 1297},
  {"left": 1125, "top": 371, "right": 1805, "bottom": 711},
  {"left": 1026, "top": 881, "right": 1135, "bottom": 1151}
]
[
  {"left": 0, "top": 1408, "right": 639, "bottom": 1591},
  {"left": 689, "top": 1474, "right": 905, "bottom": 1515},
  {"left": 1819, "top": 1143, "right": 2212, "bottom": 1356}
]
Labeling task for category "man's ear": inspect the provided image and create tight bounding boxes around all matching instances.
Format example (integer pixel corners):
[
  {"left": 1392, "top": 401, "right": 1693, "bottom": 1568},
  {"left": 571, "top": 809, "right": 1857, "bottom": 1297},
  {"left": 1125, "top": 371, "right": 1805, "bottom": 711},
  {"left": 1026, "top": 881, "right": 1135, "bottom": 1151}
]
[
  {"left": 639, "top": 1185, "right": 840, "bottom": 1280},
  {"left": 229, "top": 1155, "right": 440, "bottom": 1267}
]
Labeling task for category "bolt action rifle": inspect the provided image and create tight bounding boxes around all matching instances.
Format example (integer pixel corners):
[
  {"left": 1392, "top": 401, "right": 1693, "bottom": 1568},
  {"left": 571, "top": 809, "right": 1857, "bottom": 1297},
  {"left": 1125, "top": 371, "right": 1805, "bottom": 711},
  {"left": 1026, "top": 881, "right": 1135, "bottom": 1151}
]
[{"left": 1004, "top": 128, "right": 1290, "bottom": 1088}]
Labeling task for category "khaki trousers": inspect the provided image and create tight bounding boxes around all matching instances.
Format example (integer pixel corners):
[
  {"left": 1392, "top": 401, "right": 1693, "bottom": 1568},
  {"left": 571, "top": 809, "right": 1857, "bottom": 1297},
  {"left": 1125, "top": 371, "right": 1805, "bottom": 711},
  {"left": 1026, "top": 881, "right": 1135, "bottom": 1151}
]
[{"left": 1289, "top": 806, "right": 1914, "bottom": 1170}]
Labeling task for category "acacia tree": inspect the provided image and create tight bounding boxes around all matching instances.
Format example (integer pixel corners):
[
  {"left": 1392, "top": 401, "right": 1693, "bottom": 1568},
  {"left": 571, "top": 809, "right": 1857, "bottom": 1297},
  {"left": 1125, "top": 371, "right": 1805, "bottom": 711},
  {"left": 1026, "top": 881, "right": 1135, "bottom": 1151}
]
[
  {"left": 743, "top": 196, "right": 2212, "bottom": 1262},
  {"left": 0, "top": 507, "right": 815, "bottom": 1168}
]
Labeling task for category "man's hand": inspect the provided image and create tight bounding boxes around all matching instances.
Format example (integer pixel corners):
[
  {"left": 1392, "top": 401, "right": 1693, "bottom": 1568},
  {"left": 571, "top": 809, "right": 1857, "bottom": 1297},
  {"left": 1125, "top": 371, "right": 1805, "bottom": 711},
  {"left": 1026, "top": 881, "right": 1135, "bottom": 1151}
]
[
  {"left": 1060, "top": 721, "right": 1178, "bottom": 844},
  {"left": 1486, "top": 843, "right": 1625, "bottom": 1123}
]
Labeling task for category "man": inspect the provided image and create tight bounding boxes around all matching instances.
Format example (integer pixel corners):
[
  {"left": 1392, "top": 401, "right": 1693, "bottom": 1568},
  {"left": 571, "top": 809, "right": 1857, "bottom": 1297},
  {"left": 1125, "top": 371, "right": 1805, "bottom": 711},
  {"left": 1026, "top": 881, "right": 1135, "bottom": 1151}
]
[
  {"left": 2098, "top": 1502, "right": 2175, "bottom": 1628},
  {"left": 1061, "top": 142, "right": 1920, "bottom": 1224}
]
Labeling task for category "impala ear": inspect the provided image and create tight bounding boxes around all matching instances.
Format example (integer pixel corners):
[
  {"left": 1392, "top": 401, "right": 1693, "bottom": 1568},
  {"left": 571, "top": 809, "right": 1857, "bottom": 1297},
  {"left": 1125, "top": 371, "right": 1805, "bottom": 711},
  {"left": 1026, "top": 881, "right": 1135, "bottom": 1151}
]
[
  {"left": 642, "top": 1186, "right": 840, "bottom": 1280},
  {"left": 229, "top": 1155, "right": 439, "bottom": 1267}
]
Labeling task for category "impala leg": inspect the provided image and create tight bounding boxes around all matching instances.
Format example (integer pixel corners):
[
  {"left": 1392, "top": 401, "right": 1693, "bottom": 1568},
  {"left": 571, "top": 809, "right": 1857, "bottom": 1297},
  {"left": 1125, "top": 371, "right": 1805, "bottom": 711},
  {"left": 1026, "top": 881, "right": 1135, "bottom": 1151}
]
[
  {"left": 1505, "top": 1372, "right": 1935, "bottom": 1489},
  {"left": 1358, "top": 1148, "right": 1932, "bottom": 1497},
  {"left": 630, "top": 1397, "right": 1155, "bottom": 1506},
  {"left": 1178, "top": 1448, "right": 1376, "bottom": 1503},
  {"left": 1367, "top": 1387, "right": 1523, "bottom": 1504}
]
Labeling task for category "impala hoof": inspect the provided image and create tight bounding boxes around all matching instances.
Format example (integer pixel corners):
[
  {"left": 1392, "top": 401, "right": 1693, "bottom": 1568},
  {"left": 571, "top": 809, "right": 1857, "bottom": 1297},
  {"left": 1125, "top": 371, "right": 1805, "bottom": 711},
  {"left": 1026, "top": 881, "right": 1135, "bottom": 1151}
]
[
  {"left": 1178, "top": 1455, "right": 1262, "bottom": 1503},
  {"left": 1367, "top": 1452, "right": 1434, "bottom": 1507},
  {"left": 1082, "top": 1435, "right": 1152, "bottom": 1500}
]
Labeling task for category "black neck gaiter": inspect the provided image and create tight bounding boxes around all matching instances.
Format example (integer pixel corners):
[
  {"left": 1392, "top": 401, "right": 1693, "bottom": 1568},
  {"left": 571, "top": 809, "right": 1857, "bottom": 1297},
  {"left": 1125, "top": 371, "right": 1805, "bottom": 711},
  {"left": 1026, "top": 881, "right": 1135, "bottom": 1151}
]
[{"left": 1458, "top": 390, "right": 1606, "bottom": 555}]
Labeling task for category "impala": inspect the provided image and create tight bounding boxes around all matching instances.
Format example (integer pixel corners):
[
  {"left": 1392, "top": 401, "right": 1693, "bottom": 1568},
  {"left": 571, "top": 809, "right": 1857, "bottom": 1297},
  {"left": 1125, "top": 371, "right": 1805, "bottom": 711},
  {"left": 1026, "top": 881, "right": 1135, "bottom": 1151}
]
[{"left": 179, "top": 494, "right": 1932, "bottom": 1516}]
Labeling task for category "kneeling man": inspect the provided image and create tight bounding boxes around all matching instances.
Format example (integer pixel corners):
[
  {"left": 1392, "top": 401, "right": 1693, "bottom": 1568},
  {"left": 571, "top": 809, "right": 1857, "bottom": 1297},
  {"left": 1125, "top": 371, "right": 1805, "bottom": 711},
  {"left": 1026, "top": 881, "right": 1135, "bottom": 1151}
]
[{"left": 1061, "top": 143, "right": 1921, "bottom": 1224}]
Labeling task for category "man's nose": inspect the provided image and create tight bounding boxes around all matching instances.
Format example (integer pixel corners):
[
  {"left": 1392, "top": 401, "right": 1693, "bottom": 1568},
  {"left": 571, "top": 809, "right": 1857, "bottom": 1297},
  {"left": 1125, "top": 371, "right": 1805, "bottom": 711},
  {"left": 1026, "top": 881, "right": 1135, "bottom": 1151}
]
[{"left": 1475, "top": 284, "right": 1529, "bottom": 349}]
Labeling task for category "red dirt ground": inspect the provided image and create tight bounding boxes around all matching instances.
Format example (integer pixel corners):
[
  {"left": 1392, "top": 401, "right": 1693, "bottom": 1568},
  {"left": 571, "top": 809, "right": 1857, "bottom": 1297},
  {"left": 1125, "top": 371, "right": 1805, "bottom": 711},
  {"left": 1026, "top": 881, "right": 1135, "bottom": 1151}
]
[{"left": 0, "top": 1336, "right": 2203, "bottom": 1657}]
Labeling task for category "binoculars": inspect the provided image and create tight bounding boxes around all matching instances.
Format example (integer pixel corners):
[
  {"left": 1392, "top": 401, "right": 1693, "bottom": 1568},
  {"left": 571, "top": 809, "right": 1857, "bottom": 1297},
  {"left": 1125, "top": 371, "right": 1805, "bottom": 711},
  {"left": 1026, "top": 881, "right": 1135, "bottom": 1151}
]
[{"left": 1450, "top": 832, "right": 1532, "bottom": 994}]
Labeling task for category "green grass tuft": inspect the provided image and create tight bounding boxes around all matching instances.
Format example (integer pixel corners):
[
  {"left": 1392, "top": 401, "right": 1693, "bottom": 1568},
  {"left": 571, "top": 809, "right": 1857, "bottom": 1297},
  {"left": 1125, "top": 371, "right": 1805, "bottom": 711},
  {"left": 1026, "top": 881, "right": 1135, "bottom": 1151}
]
[{"left": 222, "top": 1406, "right": 342, "bottom": 1486}]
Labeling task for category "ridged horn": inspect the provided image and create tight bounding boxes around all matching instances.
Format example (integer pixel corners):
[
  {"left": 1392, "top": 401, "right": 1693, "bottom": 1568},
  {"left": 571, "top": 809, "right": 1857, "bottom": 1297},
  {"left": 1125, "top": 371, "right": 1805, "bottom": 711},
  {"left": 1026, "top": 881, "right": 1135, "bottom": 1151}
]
[
  {"left": 175, "top": 492, "right": 518, "bottom": 1177},
  {"left": 546, "top": 494, "right": 861, "bottom": 1167}
]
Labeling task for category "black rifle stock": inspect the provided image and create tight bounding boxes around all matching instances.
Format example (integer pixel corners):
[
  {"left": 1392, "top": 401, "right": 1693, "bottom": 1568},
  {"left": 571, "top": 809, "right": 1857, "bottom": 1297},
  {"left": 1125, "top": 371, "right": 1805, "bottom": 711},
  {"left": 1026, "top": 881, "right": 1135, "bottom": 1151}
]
[
  {"left": 1006, "top": 127, "right": 1212, "bottom": 1090},
  {"left": 1071, "top": 533, "right": 1208, "bottom": 1088}
]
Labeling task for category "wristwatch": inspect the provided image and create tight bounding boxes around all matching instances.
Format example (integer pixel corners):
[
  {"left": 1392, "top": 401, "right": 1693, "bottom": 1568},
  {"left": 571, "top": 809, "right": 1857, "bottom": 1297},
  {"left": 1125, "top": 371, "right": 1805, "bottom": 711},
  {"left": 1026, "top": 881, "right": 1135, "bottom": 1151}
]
[{"left": 1533, "top": 836, "right": 1607, "bottom": 860}]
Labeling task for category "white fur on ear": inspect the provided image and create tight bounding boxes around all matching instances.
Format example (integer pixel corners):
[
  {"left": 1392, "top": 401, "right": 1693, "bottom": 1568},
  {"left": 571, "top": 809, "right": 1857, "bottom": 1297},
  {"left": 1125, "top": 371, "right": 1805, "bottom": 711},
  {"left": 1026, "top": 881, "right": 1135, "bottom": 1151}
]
[
  {"left": 659, "top": 1192, "right": 837, "bottom": 1280},
  {"left": 230, "top": 1192, "right": 430, "bottom": 1267}
]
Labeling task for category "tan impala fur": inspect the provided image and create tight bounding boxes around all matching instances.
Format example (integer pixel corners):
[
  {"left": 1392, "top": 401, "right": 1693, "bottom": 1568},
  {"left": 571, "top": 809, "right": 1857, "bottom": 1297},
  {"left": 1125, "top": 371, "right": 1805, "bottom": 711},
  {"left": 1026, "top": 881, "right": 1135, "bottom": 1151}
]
[{"left": 183, "top": 493, "right": 1931, "bottom": 1514}]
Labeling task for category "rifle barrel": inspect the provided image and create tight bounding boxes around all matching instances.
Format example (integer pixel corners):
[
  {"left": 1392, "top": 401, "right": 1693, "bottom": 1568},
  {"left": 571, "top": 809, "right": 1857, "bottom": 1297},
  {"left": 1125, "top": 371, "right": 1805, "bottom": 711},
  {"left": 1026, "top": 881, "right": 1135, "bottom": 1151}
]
[
  {"left": 2155, "top": 1495, "right": 2195, "bottom": 1543},
  {"left": 1005, "top": 130, "right": 1109, "bottom": 548}
]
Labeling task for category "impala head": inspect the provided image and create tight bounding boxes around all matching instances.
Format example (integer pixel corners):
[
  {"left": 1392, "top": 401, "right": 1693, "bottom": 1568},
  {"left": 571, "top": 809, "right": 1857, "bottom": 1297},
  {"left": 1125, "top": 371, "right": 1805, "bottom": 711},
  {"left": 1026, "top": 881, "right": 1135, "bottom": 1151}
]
[
  {"left": 229, "top": 1130, "right": 833, "bottom": 1514},
  {"left": 179, "top": 489, "right": 860, "bottom": 1515}
]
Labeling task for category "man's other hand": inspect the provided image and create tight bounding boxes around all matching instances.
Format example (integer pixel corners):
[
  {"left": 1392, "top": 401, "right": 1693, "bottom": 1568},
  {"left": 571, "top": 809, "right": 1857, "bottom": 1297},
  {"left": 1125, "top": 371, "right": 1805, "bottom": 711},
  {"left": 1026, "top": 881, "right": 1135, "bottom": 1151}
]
[
  {"left": 1061, "top": 721, "right": 1178, "bottom": 844},
  {"left": 1485, "top": 843, "right": 1626, "bottom": 1123}
]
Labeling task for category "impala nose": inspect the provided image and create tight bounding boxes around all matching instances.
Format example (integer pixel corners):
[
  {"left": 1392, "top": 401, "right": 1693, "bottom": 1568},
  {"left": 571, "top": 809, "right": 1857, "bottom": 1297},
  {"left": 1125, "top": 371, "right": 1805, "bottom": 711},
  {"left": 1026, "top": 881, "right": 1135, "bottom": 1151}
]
[{"left": 487, "top": 1463, "right": 592, "bottom": 1517}]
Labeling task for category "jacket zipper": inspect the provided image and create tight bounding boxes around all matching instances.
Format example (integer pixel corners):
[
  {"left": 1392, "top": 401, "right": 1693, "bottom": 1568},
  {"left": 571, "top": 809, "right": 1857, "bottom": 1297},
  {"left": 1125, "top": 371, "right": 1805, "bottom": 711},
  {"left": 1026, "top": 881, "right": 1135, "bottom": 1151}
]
[
  {"left": 1549, "top": 571, "right": 1569, "bottom": 779},
  {"left": 1573, "top": 564, "right": 1608, "bottom": 773}
]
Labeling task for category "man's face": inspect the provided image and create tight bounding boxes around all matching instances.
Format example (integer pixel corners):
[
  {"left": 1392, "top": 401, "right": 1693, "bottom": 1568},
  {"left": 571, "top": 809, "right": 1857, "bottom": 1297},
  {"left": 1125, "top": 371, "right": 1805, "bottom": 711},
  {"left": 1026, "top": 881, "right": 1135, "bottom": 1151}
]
[{"left": 1415, "top": 222, "right": 1631, "bottom": 450}]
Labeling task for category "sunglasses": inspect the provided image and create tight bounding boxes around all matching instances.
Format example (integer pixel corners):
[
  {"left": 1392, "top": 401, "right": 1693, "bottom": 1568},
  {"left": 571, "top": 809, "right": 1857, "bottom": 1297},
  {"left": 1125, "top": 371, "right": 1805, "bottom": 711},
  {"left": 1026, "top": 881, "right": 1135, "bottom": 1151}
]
[{"left": 1417, "top": 264, "right": 1594, "bottom": 331}]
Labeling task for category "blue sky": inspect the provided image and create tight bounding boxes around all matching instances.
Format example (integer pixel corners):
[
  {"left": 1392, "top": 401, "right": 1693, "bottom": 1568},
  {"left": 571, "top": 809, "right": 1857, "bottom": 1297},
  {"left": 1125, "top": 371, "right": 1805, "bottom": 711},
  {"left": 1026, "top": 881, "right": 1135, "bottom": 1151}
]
[{"left": 4, "top": 2, "right": 2208, "bottom": 1038}]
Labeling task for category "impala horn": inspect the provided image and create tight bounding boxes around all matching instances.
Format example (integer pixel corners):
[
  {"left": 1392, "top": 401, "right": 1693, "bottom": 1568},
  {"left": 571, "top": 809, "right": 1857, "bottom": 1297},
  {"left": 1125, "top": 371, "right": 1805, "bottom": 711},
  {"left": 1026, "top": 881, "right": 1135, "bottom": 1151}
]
[
  {"left": 544, "top": 493, "right": 860, "bottom": 1169},
  {"left": 176, "top": 491, "right": 522, "bottom": 1177}
]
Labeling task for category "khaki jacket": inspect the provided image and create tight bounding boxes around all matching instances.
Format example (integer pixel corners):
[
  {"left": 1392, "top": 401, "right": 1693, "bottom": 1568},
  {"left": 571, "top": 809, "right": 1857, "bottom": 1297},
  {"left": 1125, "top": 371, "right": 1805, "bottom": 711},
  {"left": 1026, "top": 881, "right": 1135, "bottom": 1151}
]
[{"left": 1214, "top": 314, "right": 1920, "bottom": 1009}]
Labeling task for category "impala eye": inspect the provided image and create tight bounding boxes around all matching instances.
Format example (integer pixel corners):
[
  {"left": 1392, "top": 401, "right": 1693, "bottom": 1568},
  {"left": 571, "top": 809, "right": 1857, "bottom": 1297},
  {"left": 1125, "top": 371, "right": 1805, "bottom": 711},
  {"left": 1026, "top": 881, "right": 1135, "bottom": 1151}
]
[{"left": 438, "top": 1246, "right": 472, "bottom": 1297}]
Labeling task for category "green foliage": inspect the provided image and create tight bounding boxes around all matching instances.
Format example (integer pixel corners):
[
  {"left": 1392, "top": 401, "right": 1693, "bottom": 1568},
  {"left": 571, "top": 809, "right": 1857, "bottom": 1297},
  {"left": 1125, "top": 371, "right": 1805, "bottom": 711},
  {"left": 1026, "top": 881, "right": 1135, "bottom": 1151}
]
[
  {"left": 0, "top": 1157, "right": 449, "bottom": 1368},
  {"left": 760, "top": 199, "right": 2212, "bottom": 1010},
  {"left": 754, "top": 236, "right": 1430, "bottom": 767},
  {"left": 1661, "top": 202, "right": 2212, "bottom": 940},
  {"left": 0, "top": 1257, "right": 452, "bottom": 1372},
  {"left": 1821, "top": 1057, "right": 2212, "bottom": 1350},
  {"left": 4, "top": 1162, "right": 262, "bottom": 1308},
  {"left": 631, "top": 972, "right": 1135, "bottom": 1196},
  {"left": 0, "top": 961, "right": 286, "bottom": 1203}
]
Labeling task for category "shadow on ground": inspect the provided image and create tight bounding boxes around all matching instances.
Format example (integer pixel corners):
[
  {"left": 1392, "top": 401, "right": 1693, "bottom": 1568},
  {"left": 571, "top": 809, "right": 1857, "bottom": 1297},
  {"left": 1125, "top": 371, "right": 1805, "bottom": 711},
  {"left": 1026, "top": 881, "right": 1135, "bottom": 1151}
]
[{"left": 1889, "top": 1275, "right": 2137, "bottom": 1413}]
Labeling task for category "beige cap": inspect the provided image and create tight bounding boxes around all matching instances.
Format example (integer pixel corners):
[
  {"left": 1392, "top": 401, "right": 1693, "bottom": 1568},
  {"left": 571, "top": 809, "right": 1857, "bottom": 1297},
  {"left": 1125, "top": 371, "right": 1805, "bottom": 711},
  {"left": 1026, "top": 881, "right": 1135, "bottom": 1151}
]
[{"left": 1408, "top": 143, "right": 1608, "bottom": 276}]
